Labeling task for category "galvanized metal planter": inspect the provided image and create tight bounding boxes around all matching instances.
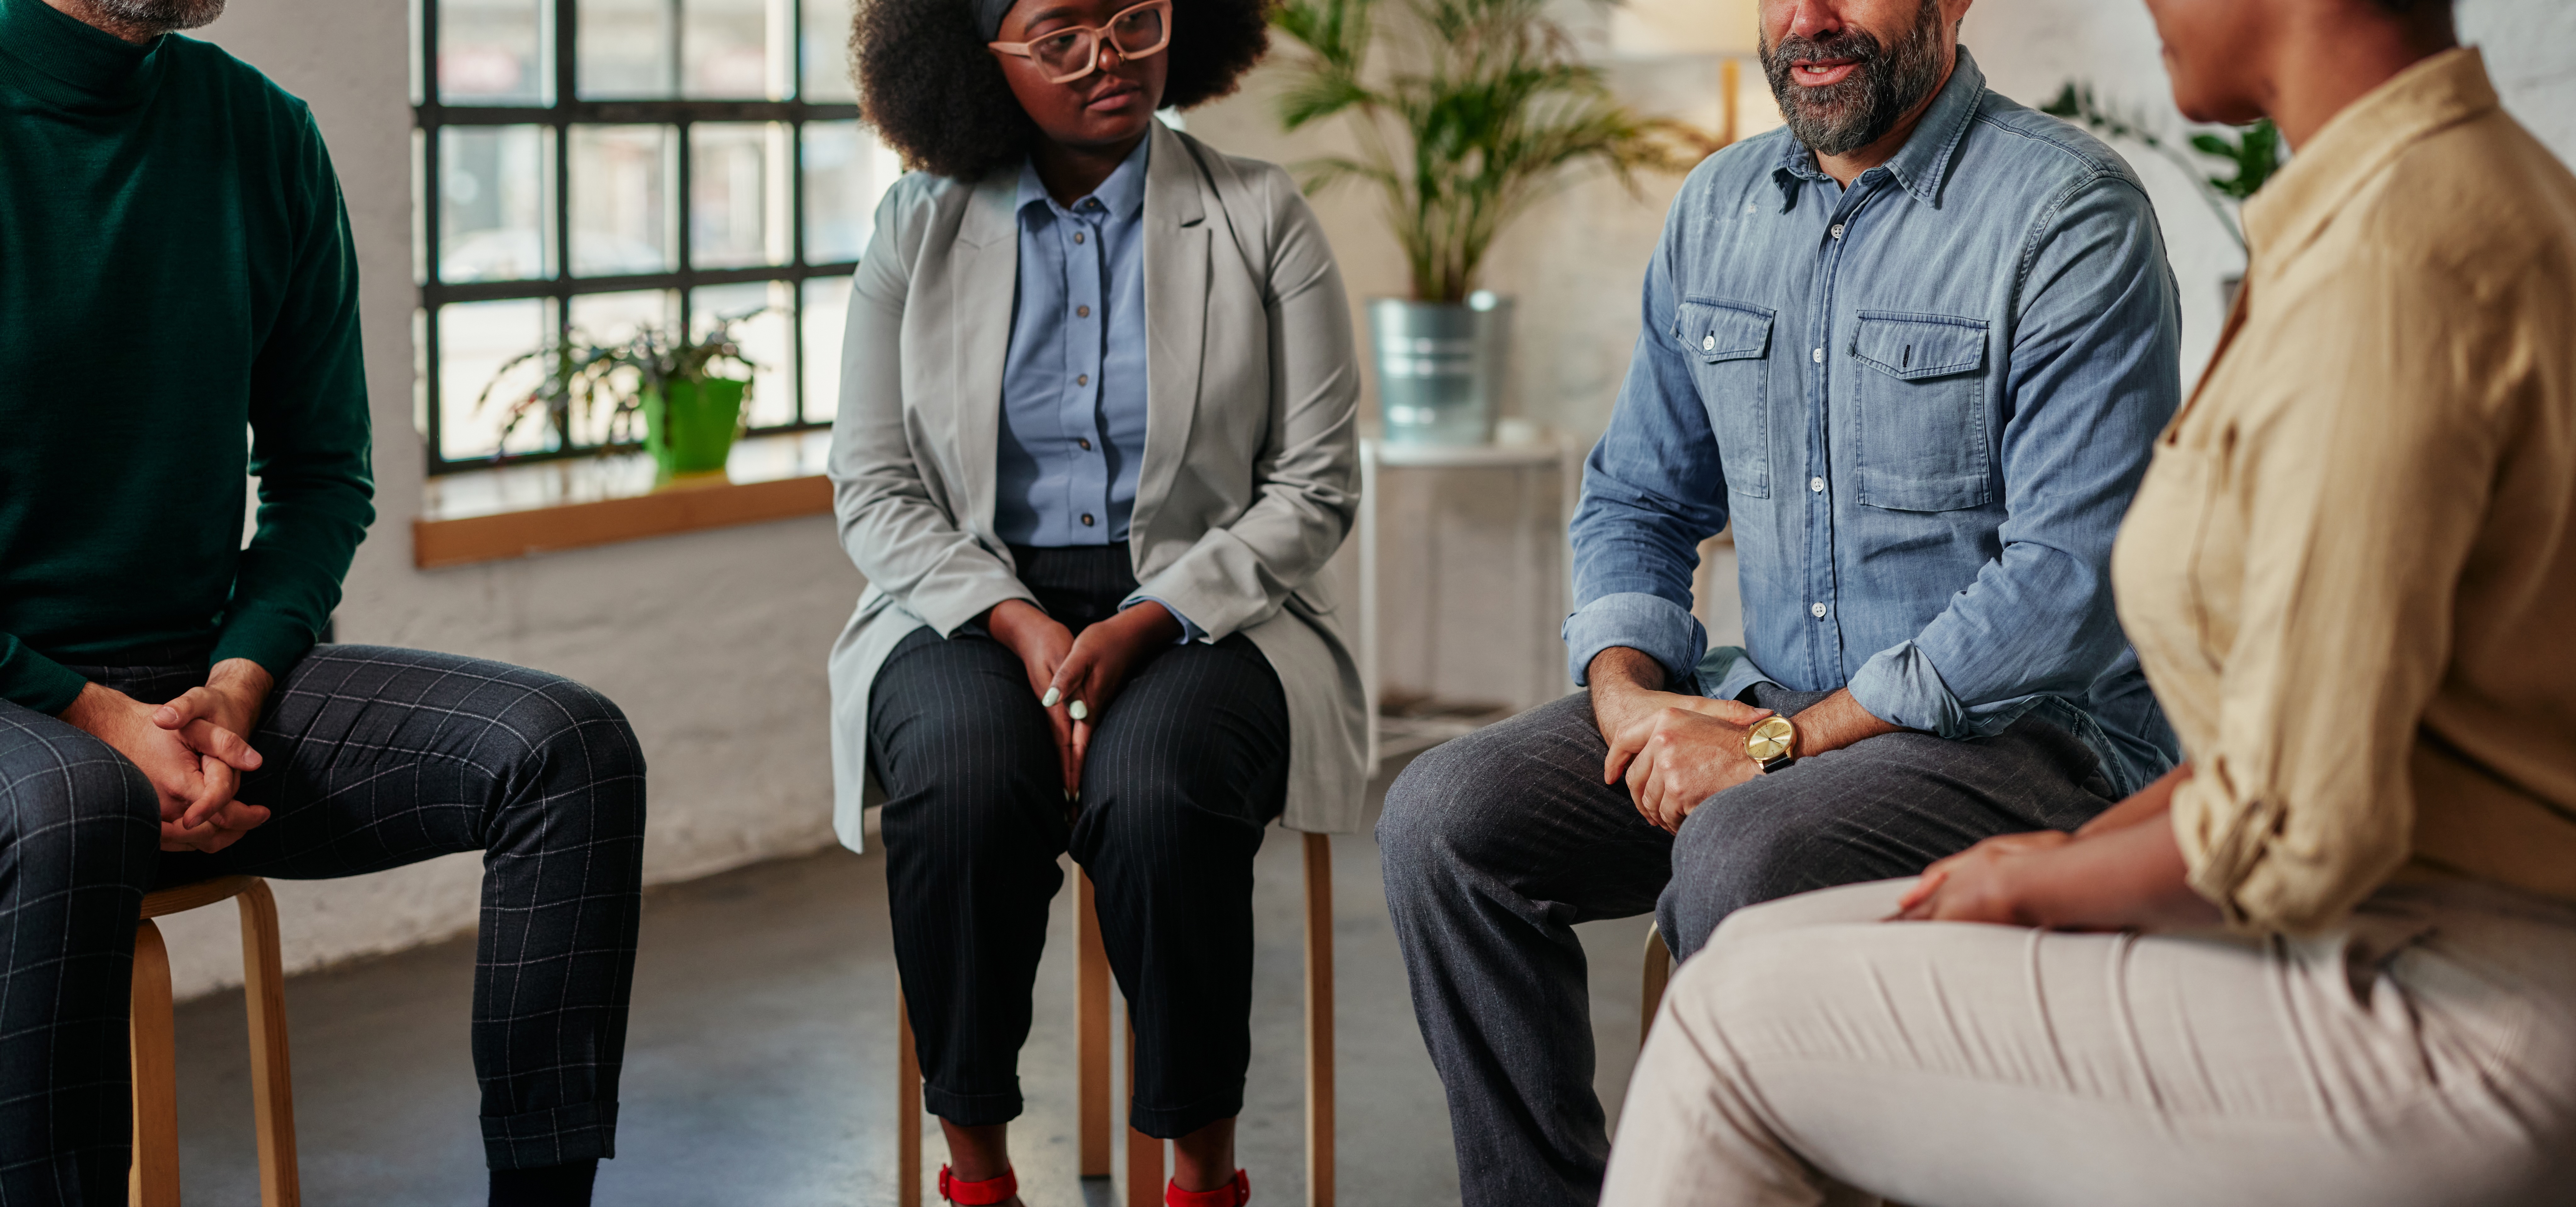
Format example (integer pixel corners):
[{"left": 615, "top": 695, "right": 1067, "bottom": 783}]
[{"left": 1368, "top": 292, "right": 1513, "bottom": 446}]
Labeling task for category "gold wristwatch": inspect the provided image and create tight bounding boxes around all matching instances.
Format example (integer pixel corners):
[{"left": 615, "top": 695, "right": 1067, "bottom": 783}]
[{"left": 1745, "top": 715, "right": 1799, "bottom": 773}]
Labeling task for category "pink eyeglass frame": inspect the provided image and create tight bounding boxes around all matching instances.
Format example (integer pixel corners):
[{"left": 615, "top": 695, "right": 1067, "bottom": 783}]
[{"left": 987, "top": 0, "right": 1173, "bottom": 84}]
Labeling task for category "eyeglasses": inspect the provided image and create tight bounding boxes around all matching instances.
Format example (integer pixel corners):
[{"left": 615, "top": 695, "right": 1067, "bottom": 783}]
[{"left": 988, "top": 0, "right": 1172, "bottom": 85}]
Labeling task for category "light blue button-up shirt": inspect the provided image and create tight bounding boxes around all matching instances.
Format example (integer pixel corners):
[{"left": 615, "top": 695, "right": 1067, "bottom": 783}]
[
  {"left": 996, "top": 137, "right": 1152, "bottom": 548},
  {"left": 1563, "top": 50, "right": 2182, "bottom": 795},
  {"left": 994, "top": 138, "right": 1203, "bottom": 639}
]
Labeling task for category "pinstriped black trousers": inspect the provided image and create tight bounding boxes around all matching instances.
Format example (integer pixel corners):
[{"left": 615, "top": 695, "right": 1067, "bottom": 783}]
[
  {"left": 871, "top": 547, "right": 1289, "bottom": 1139},
  {"left": 0, "top": 644, "right": 645, "bottom": 1205}
]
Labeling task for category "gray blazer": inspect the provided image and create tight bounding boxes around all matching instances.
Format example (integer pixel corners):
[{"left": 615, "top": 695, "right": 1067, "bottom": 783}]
[{"left": 824, "top": 121, "right": 1368, "bottom": 850}]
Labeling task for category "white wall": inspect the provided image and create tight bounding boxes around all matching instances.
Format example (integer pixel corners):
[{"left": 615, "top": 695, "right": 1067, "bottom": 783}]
[{"left": 163, "top": 1, "right": 863, "bottom": 998}]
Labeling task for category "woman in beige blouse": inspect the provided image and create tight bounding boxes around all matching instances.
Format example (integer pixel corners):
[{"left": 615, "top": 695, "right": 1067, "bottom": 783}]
[{"left": 1600, "top": 2, "right": 2576, "bottom": 1204}]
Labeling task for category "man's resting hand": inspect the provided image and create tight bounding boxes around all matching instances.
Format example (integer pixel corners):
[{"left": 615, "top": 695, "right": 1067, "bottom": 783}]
[
  {"left": 1587, "top": 647, "right": 1773, "bottom": 832},
  {"left": 59, "top": 658, "right": 274, "bottom": 852}
]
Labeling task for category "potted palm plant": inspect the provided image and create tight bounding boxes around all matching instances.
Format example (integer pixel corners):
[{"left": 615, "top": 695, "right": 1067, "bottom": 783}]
[
  {"left": 1270, "top": 0, "right": 1700, "bottom": 445},
  {"left": 475, "top": 312, "right": 764, "bottom": 478}
]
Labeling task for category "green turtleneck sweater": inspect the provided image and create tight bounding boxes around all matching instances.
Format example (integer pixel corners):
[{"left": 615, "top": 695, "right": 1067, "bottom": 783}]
[{"left": 0, "top": 0, "right": 373, "bottom": 713}]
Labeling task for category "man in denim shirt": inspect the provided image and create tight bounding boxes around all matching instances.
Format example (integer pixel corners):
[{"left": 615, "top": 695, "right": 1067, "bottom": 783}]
[{"left": 1378, "top": 1, "right": 2182, "bottom": 1203}]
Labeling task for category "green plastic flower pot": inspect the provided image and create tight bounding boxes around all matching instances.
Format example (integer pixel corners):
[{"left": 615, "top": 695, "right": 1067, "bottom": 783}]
[{"left": 643, "top": 377, "right": 747, "bottom": 477}]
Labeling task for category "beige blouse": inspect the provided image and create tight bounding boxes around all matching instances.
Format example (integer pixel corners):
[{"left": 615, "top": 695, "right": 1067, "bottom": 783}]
[{"left": 2111, "top": 49, "right": 2576, "bottom": 936}]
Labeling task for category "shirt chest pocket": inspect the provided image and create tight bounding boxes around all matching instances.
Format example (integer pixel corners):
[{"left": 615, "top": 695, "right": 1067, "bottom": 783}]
[
  {"left": 1674, "top": 299, "right": 1773, "bottom": 499},
  {"left": 1850, "top": 311, "right": 1991, "bottom": 512}
]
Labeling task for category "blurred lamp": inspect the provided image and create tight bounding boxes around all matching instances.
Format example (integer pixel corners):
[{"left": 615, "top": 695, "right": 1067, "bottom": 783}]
[
  {"left": 1608, "top": 0, "right": 1760, "bottom": 57},
  {"left": 1608, "top": 0, "right": 1763, "bottom": 145}
]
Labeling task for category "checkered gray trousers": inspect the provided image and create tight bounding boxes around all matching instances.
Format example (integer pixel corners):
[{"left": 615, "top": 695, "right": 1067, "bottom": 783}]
[{"left": 0, "top": 644, "right": 647, "bottom": 1204}]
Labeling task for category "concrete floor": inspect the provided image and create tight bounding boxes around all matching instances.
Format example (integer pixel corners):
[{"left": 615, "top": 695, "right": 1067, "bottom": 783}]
[{"left": 168, "top": 755, "right": 1658, "bottom": 1205}]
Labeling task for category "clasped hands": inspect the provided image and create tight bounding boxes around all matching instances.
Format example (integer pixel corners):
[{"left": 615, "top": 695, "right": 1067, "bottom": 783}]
[
  {"left": 1594, "top": 683, "right": 1774, "bottom": 834},
  {"left": 985, "top": 597, "right": 1181, "bottom": 797},
  {"left": 59, "top": 657, "right": 276, "bottom": 853}
]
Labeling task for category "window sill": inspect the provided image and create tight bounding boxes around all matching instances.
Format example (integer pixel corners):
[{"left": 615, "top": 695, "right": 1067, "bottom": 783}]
[{"left": 412, "top": 431, "right": 833, "bottom": 569}]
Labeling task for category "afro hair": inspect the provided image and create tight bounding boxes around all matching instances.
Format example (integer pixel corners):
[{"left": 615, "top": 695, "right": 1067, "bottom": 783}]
[{"left": 852, "top": 0, "right": 1271, "bottom": 181}]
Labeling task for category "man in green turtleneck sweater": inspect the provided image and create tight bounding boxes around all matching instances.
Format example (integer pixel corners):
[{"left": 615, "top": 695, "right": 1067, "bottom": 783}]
[{"left": 0, "top": 3, "right": 646, "bottom": 1204}]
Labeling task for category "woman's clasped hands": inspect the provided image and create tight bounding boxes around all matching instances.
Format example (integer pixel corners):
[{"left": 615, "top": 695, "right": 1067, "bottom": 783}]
[{"left": 983, "top": 597, "right": 1184, "bottom": 797}]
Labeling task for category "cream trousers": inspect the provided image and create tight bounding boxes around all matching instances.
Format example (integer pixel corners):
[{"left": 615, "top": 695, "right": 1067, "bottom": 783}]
[{"left": 1603, "top": 877, "right": 2576, "bottom": 1207}]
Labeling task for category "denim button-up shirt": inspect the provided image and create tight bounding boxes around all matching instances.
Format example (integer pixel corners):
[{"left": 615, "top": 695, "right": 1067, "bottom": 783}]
[
  {"left": 1563, "top": 50, "right": 2182, "bottom": 794},
  {"left": 996, "top": 138, "right": 1151, "bottom": 548}
]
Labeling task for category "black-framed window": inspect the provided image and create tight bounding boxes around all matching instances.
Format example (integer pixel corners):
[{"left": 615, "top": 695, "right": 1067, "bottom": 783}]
[{"left": 414, "top": 0, "right": 897, "bottom": 473}]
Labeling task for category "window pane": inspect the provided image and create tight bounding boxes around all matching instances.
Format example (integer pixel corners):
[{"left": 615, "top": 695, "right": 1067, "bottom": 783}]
[
  {"left": 438, "top": 0, "right": 550, "bottom": 105},
  {"left": 683, "top": 0, "right": 786, "bottom": 99},
  {"left": 570, "top": 124, "right": 675, "bottom": 275},
  {"left": 578, "top": 0, "right": 675, "bottom": 98},
  {"left": 802, "top": 120, "right": 899, "bottom": 264},
  {"left": 802, "top": 275, "right": 850, "bottom": 423},
  {"left": 690, "top": 123, "right": 789, "bottom": 269},
  {"left": 437, "top": 125, "right": 553, "bottom": 283},
  {"left": 438, "top": 298, "right": 557, "bottom": 461},
  {"left": 567, "top": 290, "right": 681, "bottom": 445},
  {"left": 693, "top": 282, "right": 792, "bottom": 428},
  {"left": 800, "top": 0, "right": 855, "bottom": 101}
]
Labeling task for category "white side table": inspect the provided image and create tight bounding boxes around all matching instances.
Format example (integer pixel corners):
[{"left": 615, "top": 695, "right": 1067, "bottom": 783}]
[{"left": 1358, "top": 436, "right": 1574, "bottom": 770}]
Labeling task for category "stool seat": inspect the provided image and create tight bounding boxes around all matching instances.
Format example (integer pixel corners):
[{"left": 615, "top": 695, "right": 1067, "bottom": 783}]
[
  {"left": 142, "top": 874, "right": 258, "bottom": 919},
  {"left": 130, "top": 875, "right": 298, "bottom": 1207}
]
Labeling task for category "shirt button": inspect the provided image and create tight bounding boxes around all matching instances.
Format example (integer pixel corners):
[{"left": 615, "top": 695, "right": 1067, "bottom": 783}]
[
  {"left": 1812, "top": 348, "right": 1824, "bottom": 364},
  {"left": 1076, "top": 374, "right": 1090, "bottom": 386},
  {"left": 1073, "top": 231, "right": 1085, "bottom": 244},
  {"left": 1830, "top": 223, "right": 1845, "bottom": 239},
  {"left": 1811, "top": 601, "right": 1828, "bottom": 618},
  {"left": 1809, "top": 476, "right": 1825, "bottom": 493},
  {"left": 1701, "top": 334, "right": 1715, "bottom": 351},
  {"left": 1077, "top": 305, "right": 1091, "bottom": 318},
  {"left": 1081, "top": 513, "right": 1096, "bottom": 527},
  {"left": 1078, "top": 437, "right": 1092, "bottom": 450}
]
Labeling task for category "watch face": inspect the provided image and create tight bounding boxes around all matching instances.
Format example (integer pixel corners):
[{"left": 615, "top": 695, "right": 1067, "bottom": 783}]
[{"left": 1746, "top": 715, "right": 1796, "bottom": 762}]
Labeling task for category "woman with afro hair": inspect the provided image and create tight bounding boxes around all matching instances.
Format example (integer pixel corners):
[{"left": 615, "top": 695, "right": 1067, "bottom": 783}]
[{"left": 820, "top": 0, "right": 1366, "bottom": 1200}]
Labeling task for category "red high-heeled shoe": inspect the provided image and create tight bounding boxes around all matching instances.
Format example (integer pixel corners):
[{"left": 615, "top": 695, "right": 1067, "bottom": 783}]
[
  {"left": 937, "top": 1165, "right": 1017, "bottom": 1205},
  {"left": 1165, "top": 1170, "right": 1250, "bottom": 1207}
]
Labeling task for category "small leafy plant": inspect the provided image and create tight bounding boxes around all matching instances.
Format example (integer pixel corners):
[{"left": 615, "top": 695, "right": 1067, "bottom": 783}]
[
  {"left": 2042, "top": 82, "right": 2280, "bottom": 248},
  {"left": 1269, "top": 0, "right": 1708, "bottom": 302},
  {"left": 475, "top": 312, "right": 764, "bottom": 456}
]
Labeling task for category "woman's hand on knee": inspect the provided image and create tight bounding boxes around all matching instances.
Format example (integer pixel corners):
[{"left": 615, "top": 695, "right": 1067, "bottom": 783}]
[
  {"left": 985, "top": 599, "right": 1082, "bottom": 793},
  {"left": 1048, "top": 601, "right": 1183, "bottom": 787}
]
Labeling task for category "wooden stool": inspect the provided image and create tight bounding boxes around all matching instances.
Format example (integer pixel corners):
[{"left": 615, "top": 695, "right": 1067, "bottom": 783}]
[
  {"left": 130, "top": 876, "right": 298, "bottom": 1207},
  {"left": 898, "top": 833, "right": 1337, "bottom": 1207},
  {"left": 1640, "top": 922, "right": 1672, "bottom": 1047}
]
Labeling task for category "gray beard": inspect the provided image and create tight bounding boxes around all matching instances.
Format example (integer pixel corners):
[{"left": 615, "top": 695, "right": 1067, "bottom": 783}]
[
  {"left": 84, "top": 0, "right": 227, "bottom": 33},
  {"left": 1761, "top": 0, "right": 1950, "bottom": 158}
]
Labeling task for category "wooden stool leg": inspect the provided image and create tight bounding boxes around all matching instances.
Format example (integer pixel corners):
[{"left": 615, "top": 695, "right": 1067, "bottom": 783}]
[
  {"left": 1124, "top": 1008, "right": 1160, "bottom": 1207},
  {"left": 129, "top": 920, "right": 179, "bottom": 1207},
  {"left": 1641, "top": 923, "right": 1673, "bottom": 1048},
  {"left": 1077, "top": 870, "right": 1113, "bottom": 1178},
  {"left": 1302, "top": 832, "right": 1335, "bottom": 1207},
  {"left": 898, "top": 991, "right": 921, "bottom": 1207},
  {"left": 236, "top": 882, "right": 299, "bottom": 1207}
]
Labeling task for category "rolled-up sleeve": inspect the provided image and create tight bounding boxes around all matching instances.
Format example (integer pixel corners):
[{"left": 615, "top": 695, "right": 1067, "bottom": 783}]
[
  {"left": 2168, "top": 252, "right": 2495, "bottom": 936},
  {"left": 1565, "top": 202, "right": 1730, "bottom": 688},
  {"left": 1846, "top": 177, "right": 2179, "bottom": 738}
]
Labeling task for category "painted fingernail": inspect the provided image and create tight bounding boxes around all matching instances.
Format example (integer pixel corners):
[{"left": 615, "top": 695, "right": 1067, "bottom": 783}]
[
  {"left": 1069, "top": 700, "right": 1089, "bottom": 721},
  {"left": 1042, "top": 687, "right": 1061, "bottom": 707}
]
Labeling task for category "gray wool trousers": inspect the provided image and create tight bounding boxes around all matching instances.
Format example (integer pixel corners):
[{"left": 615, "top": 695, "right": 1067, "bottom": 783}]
[{"left": 1376, "top": 685, "right": 2122, "bottom": 1207}]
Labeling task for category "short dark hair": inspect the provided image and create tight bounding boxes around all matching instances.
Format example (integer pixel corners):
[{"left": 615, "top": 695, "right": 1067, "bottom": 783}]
[{"left": 852, "top": 0, "right": 1272, "bottom": 181}]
